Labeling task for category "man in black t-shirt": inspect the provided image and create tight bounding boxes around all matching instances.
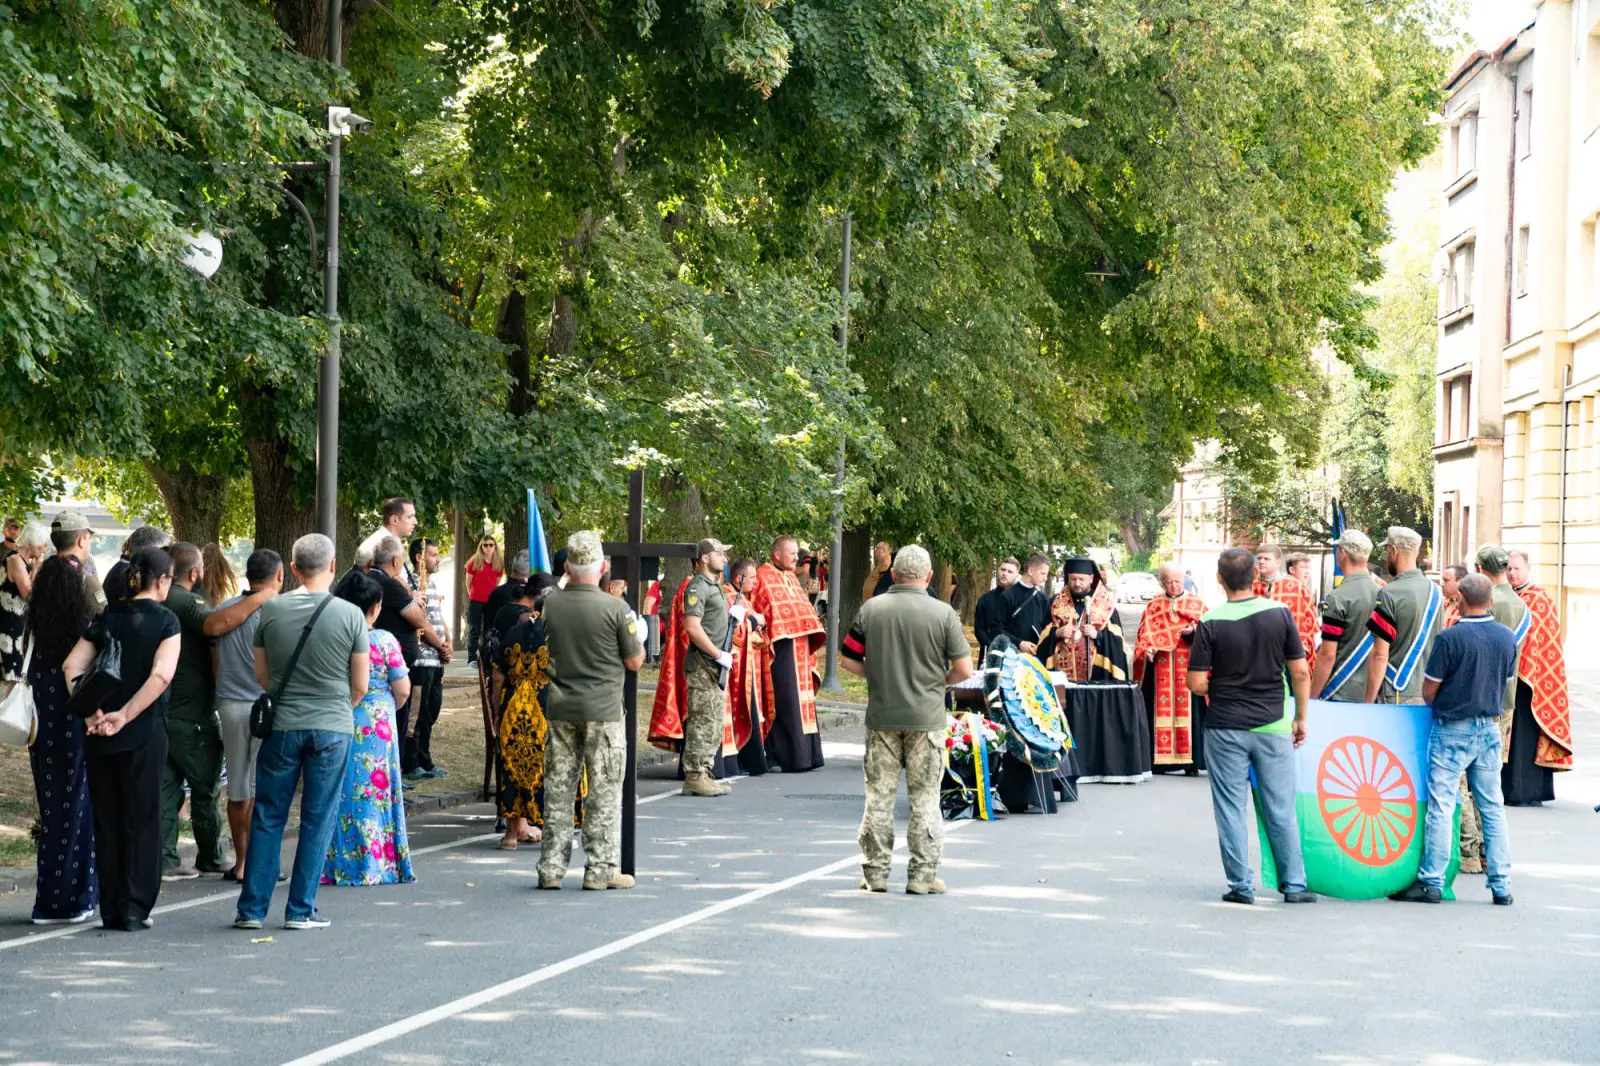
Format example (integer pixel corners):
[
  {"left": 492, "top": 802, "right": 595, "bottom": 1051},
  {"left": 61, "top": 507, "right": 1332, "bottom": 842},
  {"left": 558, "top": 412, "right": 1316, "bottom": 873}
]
[{"left": 1187, "top": 547, "right": 1315, "bottom": 907}]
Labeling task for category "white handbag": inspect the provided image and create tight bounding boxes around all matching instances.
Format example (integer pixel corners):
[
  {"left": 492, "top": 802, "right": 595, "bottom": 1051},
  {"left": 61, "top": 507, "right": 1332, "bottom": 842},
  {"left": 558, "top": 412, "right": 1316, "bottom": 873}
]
[{"left": 0, "top": 640, "right": 37, "bottom": 748}]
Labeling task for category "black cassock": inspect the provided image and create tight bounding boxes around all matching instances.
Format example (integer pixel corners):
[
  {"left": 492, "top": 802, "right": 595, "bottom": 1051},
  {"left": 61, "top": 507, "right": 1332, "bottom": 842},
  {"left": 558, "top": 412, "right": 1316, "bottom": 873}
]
[
  {"left": 974, "top": 586, "right": 1010, "bottom": 653},
  {"left": 1000, "top": 583, "right": 1054, "bottom": 658}
]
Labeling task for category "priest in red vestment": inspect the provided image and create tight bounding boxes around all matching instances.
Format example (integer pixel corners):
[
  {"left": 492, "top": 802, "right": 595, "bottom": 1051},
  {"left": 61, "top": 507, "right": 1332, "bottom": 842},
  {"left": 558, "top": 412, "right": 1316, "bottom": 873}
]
[
  {"left": 1134, "top": 563, "right": 1206, "bottom": 773},
  {"left": 1505, "top": 551, "right": 1574, "bottom": 802},
  {"left": 749, "top": 536, "right": 826, "bottom": 772},
  {"left": 1253, "top": 543, "right": 1318, "bottom": 657},
  {"left": 648, "top": 563, "right": 769, "bottom": 779},
  {"left": 1440, "top": 564, "right": 1465, "bottom": 629}
]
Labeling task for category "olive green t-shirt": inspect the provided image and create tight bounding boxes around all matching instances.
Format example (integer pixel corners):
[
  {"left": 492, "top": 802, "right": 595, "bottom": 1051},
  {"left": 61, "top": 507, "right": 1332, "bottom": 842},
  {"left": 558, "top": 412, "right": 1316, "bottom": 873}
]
[
  {"left": 843, "top": 584, "right": 972, "bottom": 732},
  {"left": 681, "top": 573, "right": 729, "bottom": 676},
  {"left": 542, "top": 584, "right": 644, "bottom": 723},
  {"left": 1489, "top": 581, "right": 1530, "bottom": 714},
  {"left": 164, "top": 583, "right": 215, "bottom": 721},
  {"left": 1317, "top": 572, "right": 1380, "bottom": 702}
]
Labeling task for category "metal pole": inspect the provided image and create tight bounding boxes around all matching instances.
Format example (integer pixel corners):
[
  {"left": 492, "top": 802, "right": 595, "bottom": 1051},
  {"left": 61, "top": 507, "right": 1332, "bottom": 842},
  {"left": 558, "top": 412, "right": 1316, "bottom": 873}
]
[
  {"left": 621, "top": 468, "right": 644, "bottom": 875},
  {"left": 315, "top": 0, "right": 343, "bottom": 541},
  {"left": 821, "top": 213, "right": 851, "bottom": 692}
]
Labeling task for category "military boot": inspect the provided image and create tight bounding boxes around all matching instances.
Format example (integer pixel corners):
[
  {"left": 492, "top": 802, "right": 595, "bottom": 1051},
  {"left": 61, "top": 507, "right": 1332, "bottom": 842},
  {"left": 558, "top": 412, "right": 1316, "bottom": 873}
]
[
  {"left": 905, "top": 878, "right": 947, "bottom": 896},
  {"left": 681, "top": 772, "right": 729, "bottom": 797},
  {"left": 582, "top": 872, "right": 636, "bottom": 891}
]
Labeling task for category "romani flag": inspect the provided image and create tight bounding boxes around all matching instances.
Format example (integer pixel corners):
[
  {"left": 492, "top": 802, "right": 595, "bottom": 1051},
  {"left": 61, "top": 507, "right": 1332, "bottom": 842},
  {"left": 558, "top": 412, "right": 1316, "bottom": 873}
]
[{"left": 1259, "top": 700, "right": 1461, "bottom": 900}]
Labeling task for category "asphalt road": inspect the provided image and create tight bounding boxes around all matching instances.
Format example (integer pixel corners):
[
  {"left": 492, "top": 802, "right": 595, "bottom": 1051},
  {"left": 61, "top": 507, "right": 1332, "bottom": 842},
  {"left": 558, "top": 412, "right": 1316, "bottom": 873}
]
[{"left": 3, "top": 708, "right": 1599, "bottom": 1066}]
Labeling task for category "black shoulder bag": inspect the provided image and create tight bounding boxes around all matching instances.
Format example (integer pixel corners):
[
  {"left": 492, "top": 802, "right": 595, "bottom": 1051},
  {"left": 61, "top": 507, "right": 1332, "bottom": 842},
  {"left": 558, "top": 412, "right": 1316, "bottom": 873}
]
[
  {"left": 250, "top": 596, "right": 334, "bottom": 740},
  {"left": 65, "top": 616, "right": 124, "bottom": 719}
]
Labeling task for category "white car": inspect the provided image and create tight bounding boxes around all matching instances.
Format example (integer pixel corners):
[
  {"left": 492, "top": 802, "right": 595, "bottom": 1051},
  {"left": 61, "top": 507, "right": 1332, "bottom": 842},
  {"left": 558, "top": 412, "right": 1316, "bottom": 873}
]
[{"left": 1115, "top": 571, "right": 1162, "bottom": 603}]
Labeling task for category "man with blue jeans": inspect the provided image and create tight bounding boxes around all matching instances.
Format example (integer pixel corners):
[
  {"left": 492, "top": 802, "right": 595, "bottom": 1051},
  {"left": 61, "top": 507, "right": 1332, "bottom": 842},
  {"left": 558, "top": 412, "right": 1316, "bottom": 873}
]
[
  {"left": 1187, "top": 548, "right": 1317, "bottom": 906},
  {"left": 1390, "top": 572, "right": 1516, "bottom": 905},
  {"left": 234, "top": 534, "right": 369, "bottom": 931}
]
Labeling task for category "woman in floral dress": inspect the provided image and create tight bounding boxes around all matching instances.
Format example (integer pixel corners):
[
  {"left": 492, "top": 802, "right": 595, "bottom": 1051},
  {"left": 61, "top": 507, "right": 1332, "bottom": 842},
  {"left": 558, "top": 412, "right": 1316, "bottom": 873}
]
[{"left": 323, "top": 572, "right": 415, "bottom": 886}]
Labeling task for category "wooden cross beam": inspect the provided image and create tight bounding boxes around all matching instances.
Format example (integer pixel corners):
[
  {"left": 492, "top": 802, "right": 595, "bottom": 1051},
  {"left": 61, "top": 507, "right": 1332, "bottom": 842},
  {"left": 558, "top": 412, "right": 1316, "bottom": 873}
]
[{"left": 603, "top": 468, "right": 698, "bottom": 876}]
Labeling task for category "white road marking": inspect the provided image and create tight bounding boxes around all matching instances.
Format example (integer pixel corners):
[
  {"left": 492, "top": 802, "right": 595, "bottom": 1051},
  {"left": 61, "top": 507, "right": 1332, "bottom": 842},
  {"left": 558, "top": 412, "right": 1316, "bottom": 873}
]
[
  {"left": 282, "top": 819, "right": 965, "bottom": 1066},
  {"left": 0, "top": 788, "right": 684, "bottom": 953}
]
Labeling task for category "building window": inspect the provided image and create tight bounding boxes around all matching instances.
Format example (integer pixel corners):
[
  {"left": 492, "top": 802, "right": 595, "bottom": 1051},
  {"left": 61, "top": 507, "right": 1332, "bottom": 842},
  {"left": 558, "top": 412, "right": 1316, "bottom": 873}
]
[
  {"left": 1461, "top": 505, "right": 1471, "bottom": 564},
  {"left": 1444, "top": 240, "right": 1475, "bottom": 312},
  {"left": 1439, "top": 372, "right": 1472, "bottom": 445},
  {"left": 1450, "top": 111, "right": 1479, "bottom": 180},
  {"left": 1582, "top": 218, "right": 1598, "bottom": 314},
  {"left": 1516, "top": 225, "right": 1531, "bottom": 297},
  {"left": 1440, "top": 501, "right": 1456, "bottom": 567}
]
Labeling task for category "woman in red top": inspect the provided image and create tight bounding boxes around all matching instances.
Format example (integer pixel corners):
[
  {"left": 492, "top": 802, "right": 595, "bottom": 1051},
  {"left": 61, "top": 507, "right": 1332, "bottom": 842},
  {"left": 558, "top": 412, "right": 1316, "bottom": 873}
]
[{"left": 464, "top": 536, "right": 503, "bottom": 664}]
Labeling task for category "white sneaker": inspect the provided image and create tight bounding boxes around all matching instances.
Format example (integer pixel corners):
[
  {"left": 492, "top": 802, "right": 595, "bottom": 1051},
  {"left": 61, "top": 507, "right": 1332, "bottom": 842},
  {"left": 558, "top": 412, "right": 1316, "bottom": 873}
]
[
  {"left": 283, "top": 912, "right": 332, "bottom": 930},
  {"left": 30, "top": 908, "right": 95, "bottom": 926}
]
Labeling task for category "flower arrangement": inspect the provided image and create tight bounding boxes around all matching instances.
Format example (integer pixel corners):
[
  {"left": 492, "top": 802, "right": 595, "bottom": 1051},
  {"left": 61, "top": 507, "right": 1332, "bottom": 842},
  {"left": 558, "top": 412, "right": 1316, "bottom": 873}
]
[{"left": 945, "top": 713, "right": 1007, "bottom": 759}]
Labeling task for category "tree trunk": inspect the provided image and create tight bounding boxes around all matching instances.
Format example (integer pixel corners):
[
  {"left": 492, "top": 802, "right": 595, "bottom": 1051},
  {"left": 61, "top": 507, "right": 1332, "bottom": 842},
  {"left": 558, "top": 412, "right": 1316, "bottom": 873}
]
[
  {"left": 932, "top": 559, "right": 953, "bottom": 606},
  {"left": 654, "top": 472, "right": 706, "bottom": 619},
  {"left": 336, "top": 499, "right": 360, "bottom": 573},
  {"left": 499, "top": 285, "right": 531, "bottom": 417},
  {"left": 837, "top": 525, "right": 871, "bottom": 628},
  {"left": 247, "top": 436, "right": 315, "bottom": 586},
  {"left": 954, "top": 569, "right": 982, "bottom": 627},
  {"left": 273, "top": 0, "right": 375, "bottom": 59},
  {"left": 145, "top": 460, "right": 227, "bottom": 546}
]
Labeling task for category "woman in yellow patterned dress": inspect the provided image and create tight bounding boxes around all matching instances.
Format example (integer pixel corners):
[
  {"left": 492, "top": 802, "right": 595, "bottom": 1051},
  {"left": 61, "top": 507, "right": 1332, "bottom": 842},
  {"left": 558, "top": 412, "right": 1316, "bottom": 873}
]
[{"left": 495, "top": 576, "right": 561, "bottom": 850}]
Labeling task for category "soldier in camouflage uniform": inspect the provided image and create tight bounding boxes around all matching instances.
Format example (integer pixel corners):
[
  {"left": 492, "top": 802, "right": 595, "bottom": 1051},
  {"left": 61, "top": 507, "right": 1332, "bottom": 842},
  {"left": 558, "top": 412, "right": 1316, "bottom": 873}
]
[
  {"left": 841, "top": 545, "right": 974, "bottom": 895},
  {"left": 537, "top": 531, "right": 645, "bottom": 891},
  {"left": 681, "top": 538, "right": 734, "bottom": 798}
]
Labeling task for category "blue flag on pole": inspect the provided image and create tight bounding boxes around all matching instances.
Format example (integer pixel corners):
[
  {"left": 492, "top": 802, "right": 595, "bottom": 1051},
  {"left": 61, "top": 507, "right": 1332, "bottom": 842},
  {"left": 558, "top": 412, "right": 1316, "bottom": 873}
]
[{"left": 527, "top": 487, "right": 551, "bottom": 574}]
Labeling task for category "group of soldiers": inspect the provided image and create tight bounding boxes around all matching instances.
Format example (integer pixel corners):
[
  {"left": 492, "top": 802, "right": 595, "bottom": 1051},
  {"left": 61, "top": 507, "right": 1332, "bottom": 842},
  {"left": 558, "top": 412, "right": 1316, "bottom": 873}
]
[{"left": 1127, "top": 526, "right": 1573, "bottom": 871}]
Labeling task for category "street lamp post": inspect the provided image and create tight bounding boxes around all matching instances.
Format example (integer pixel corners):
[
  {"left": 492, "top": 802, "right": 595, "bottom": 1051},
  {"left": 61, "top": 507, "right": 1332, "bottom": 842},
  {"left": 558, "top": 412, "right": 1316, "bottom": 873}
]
[{"left": 315, "top": 0, "right": 343, "bottom": 542}]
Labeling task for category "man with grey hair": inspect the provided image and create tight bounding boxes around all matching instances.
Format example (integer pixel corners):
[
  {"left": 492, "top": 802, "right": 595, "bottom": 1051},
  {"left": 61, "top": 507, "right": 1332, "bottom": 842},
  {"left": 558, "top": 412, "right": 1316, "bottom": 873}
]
[
  {"left": 1311, "top": 529, "right": 1380, "bottom": 702},
  {"left": 841, "top": 545, "right": 973, "bottom": 895},
  {"left": 481, "top": 549, "right": 532, "bottom": 663},
  {"left": 1502, "top": 548, "right": 1572, "bottom": 802},
  {"left": 235, "top": 533, "right": 369, "bottom": 931},
  {"left": 1133, "top": 561, "right": 1205, "bottom": 772},
  {"left": 538, "top": 531, "right": 645, "bottom": 891},
  {"left": 1363, "top": 527, "right": 1443, "bottom": 705}
]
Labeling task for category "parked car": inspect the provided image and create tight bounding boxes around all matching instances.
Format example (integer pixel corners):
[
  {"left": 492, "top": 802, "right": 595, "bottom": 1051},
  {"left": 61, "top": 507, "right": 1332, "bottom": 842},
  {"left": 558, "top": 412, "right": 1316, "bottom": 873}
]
[{"left": 1115, "top": 571, "right": 1162, "bottom": 603}]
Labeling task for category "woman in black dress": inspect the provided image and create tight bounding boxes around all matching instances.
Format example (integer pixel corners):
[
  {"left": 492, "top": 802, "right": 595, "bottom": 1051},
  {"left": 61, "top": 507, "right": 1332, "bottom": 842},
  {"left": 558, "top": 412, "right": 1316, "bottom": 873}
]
[
  {"left": 24, "top": 543, "right": 101, "bottom": 924},
  {"left": 63, "top": 548, "right": 181, "bottom": 932}
]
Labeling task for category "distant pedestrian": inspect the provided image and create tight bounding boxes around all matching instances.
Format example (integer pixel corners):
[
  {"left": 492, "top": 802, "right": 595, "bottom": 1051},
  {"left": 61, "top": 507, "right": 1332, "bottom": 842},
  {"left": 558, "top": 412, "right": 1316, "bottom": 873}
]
[
  {"left": 103, "top": 525, "right": 170, "bottom": 604},
  {"left": 66, "top": 548, "right": 181, "bottom": 931},
  {"left": 202, "top": 542, "right": 238, "bottom": 606},
  {"left": 234, "top": 534, "right": 369, "bottom": 931},
  {"left": 212, "top": 549, "right": 283, "bottom": 882},
  {"left": 355, "top": 497, "right": 418, "bottom": 571},
  {"left": 405, "top": 537, "right": 451, "bottom": 779},
  {"left": 22, "top": 517, "right": 103, "bottom": 925},
  {"left": 1187, "top": 547, "right": 1316, "bottom": 906},
  {"left": 841, "top": 545, "right": 973, "bottom": 895},
  {"left": 465, "top": 534, "right": 503, "bottom": 664},
  {"left": 1390, "top": 573, "right": 1516, "bottom": 906},
  {"left": 537, "top": 532, "right": 644, "bottom": 892},
  {"left": 1, "top": 521, "right": 48, "bottom": 681},
  {"left": 324, "top": 570, "right": 415, "bottom": 887}
]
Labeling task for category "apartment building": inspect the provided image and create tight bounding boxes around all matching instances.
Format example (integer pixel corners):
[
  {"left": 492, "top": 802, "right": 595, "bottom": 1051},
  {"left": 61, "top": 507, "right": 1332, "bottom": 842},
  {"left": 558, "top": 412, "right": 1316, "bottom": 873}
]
[{"left": 1435, "top": 0, "right": 1600, "bottom": 648}]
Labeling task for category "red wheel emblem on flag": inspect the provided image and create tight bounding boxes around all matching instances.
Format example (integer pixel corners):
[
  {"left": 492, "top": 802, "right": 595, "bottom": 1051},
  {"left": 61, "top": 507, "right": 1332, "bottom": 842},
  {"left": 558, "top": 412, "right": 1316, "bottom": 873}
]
[{"left": 1316, "top": 736, "right": 1417, "bottom": 866}]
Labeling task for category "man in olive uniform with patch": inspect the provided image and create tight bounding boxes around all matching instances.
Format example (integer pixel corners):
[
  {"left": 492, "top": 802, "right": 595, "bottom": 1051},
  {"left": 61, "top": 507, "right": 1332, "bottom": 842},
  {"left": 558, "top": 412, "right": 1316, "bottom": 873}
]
[
  {"left": 841, "top": 545, "right": 973, "bottom": 895},
  {"left": 1310, "top": 530, "right": 1381, "bottom": 702},
  {"left": 1363, "top": 527, "right": 1444, "bottom": 705},
  {"left": 537, "top": 531, "right": 645, "bottom": 891},
  {"left": 681, "top": 537, "right": 735, "bottom": 798}
]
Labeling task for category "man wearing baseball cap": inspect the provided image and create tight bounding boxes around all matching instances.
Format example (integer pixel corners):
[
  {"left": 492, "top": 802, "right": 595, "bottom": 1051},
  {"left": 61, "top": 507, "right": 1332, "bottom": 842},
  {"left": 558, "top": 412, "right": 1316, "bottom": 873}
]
[
  {"left": 1310, "top": 529, "right": 1380, "bottom": 702},
  {"left": 538, "top": 531, "right": 645, "bottom": 891},
  {"left": 50, "top": 511, "right": 104, "bottom": 608},
  {"left": 1363, "top": 526, "right": 1443, "bottom": 704}
]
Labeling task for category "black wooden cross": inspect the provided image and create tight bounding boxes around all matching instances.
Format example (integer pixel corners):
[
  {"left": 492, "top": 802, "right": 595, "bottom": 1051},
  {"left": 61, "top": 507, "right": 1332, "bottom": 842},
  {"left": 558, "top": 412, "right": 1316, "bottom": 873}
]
[{"left": 603, "top": 468, "right": 698, "bottom": 876}]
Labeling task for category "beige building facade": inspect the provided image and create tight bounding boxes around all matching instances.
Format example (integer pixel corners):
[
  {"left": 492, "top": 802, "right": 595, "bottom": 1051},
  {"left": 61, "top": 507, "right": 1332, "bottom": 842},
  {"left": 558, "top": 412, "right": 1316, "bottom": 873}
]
[{"left": 1434, "top": 0, "right": 1600, "bottom": 650}]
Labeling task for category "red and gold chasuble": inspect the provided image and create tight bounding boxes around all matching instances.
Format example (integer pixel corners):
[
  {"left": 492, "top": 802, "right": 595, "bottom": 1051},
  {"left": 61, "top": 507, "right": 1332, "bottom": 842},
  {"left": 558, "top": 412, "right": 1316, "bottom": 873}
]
[
  {"left": 647, "top": 578, "right": 767, "bottom": 756},
  {"left": 1513, "top": 583, "right": 1574, "bottom": 772},
  {"left": 751, "top": 563, "right": 825, "bottom": 736},
  {"left": 1051, "top": 584, "right": 1117, "bottom": 682},
  {"left": 1441, "top": 602, "right": 1460, "bottom": 629},
  {"left": 1133, "top": 592, "right": 1205, "bottom": 765},
  {"left": 1254, "top": 577, "right": 1319, "bottom": 658}
]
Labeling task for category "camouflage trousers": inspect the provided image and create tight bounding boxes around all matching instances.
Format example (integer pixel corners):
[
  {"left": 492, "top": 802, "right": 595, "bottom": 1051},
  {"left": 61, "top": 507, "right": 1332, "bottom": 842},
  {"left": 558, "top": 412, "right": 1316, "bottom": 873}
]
[
  {"left": 538, "top": 720, "right": 626, "bottom": 883},
  {"left": 682, "top": 666, "right": 725, "bottom": 775},
  {"left": 1458, "top": 772, "right": 1482, "bottom": 860},
  {"left": 859, "top": 729, "right": 944, "bottom": 885}
]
